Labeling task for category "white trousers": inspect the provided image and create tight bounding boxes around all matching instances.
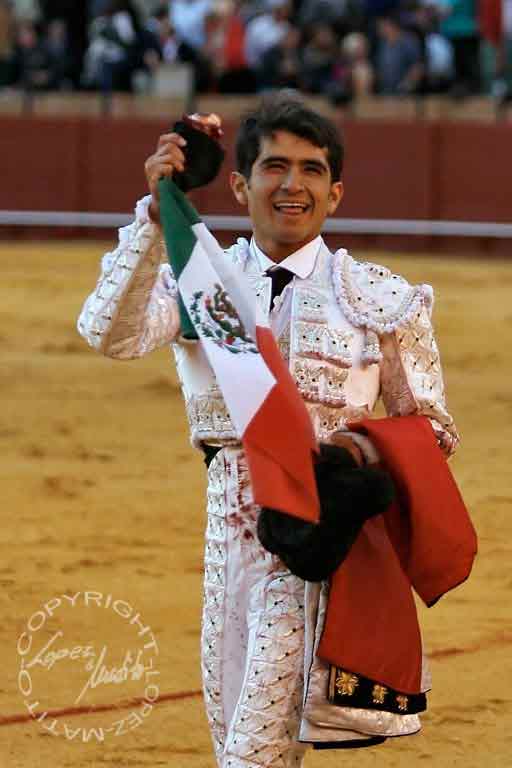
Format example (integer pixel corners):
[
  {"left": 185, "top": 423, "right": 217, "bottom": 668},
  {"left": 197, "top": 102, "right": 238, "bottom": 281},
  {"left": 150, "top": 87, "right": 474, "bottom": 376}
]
[{"left": 201, "top": 447, "right": 310, "bottom": 768}]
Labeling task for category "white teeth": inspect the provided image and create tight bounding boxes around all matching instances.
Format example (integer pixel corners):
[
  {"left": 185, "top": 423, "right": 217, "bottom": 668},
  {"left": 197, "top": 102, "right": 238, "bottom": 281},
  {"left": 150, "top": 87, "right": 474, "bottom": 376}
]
[{"left": 275, "top": 203, "right": 307, "bottom": 210}]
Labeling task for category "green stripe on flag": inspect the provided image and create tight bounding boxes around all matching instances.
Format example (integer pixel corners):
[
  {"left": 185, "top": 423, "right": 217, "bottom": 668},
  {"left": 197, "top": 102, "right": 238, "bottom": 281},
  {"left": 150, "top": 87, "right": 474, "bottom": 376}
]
[{"left": 158, "top": 178, "right": 201, "bottom": 340}]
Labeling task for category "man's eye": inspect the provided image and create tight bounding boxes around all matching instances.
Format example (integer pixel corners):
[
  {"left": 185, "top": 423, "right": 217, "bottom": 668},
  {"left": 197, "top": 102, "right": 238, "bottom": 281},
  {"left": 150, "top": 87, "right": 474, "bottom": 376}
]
[
  {"left": 266, "top": 162, "right": 286, "bottom": 170},
  {"left": 304, "top": 165, "right": 322, "bottom": 174}
]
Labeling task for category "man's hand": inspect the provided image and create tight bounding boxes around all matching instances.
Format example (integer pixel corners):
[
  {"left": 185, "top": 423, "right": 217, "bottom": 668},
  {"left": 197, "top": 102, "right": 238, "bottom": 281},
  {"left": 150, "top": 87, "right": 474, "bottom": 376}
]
[
  {"left": 144, "top": 133, "right": 187, "bottom": 225},
  {"left": 330, "top": 433, "right": 365, "bottom": 466}
]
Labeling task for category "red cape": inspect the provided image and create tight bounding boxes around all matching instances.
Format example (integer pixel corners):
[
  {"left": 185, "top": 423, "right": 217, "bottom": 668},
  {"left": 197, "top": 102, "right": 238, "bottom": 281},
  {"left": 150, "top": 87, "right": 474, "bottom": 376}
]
[{"left": 317, "top": 416, "right": 477, "bottom": 694}]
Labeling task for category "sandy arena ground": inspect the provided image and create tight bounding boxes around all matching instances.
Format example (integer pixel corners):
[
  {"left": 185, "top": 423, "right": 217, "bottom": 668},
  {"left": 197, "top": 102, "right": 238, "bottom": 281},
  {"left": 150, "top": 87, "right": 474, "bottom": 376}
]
[{"left": 1, "top": 240, "right": 511, "bottom": 768}]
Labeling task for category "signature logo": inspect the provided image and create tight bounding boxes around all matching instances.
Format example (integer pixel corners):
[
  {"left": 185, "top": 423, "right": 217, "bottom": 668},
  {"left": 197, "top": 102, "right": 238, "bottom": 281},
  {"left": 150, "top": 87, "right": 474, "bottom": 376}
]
[{"left": 16, "top": 592, "right": 160, "bottom": 741}]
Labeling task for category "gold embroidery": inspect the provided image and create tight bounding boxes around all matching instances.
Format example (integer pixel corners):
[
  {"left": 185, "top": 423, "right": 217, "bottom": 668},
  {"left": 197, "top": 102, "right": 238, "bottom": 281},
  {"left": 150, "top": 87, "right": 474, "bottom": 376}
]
[
  {"left": 328, "top": 665, "right": 337, "bottom": 701},
  {"left": 278, "top": 324, "right": 291, "bottom": 363},
  {"left": 294, "top": 321, "right": 325, "bottom": 359},
  {"left": 293, "top": 360, "right": 321, "bottom": 401},
  {"left": 292, "top": 360, "right": 348, "bottom": 407},
  {"left": 396, "top": 694, "right": 409, "bottom": 711},
  {"left": 323, "top": 367, "right": 349, "bottom": 405},
  {"left": 293, "top": 321, "right": 352, "bottom": 367},
  {"left": 372, "top": 684, "right": 388, "bottom": 704},
  {"left": 398, "top": 322, "right": 441, "bottom": 378},
  {"left": 324, "top": 327, "right": 353, "bottom": 366},
  {"left": 294, "top": 286, "right": 327, "bottom": 322},
  {"left": 186, "top": 393, "right": 237, "bottom": 441},
  {"left": 306, "top": 402, "right": 370, "bottom": 441},
  {"left": 335, "top": 670, "right": 359, "bottom": 696}
]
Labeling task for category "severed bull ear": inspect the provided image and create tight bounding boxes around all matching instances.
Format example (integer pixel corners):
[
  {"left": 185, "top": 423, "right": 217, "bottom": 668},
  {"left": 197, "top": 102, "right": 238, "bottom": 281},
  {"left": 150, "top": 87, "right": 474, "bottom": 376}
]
[
  {"left": 172, "top": 113, "right": 225, "bottom": 193},
  {"left": 257, "top": 444, "right": 395, "bottom": 582}
]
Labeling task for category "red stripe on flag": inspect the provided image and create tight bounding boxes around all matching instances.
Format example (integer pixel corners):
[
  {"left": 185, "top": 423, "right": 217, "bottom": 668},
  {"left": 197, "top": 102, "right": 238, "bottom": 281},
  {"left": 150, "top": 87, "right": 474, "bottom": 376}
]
[{"left": 243, "top": 326, "right": 319, "bottom": 524}]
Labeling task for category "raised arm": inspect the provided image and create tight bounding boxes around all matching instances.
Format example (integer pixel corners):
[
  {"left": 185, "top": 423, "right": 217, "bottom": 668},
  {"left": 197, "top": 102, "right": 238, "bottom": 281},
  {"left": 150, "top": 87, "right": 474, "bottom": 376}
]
[{"left": 77, "top": 132, "right": 188, "bottom": 359}]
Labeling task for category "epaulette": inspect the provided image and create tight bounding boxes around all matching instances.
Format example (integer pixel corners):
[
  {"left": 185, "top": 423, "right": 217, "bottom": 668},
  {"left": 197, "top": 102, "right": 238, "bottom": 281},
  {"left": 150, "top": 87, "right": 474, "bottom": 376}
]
[{"left": 332, "top": 250, "right": 434, "bottom": 364}]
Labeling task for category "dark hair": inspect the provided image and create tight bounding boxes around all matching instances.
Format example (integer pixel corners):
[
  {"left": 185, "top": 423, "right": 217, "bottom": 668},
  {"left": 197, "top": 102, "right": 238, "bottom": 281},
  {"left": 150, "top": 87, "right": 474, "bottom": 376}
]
[{"left": 235, "top": 92, "right": 344, "bottom": 181}]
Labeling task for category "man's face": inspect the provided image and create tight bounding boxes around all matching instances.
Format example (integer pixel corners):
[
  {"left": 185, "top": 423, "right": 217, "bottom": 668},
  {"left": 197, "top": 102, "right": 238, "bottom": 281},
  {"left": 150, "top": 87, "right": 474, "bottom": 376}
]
[
  {"left": 378, "top": 18, "right": 400, "bottom": 42},
  {"left": 230, "top": 130, "right": 343, "bottom": 262}
]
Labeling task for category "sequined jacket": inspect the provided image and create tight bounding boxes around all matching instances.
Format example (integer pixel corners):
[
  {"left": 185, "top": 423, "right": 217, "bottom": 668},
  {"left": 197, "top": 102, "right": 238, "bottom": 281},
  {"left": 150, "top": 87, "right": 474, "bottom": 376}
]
[{"left": 77, "top": 196, "right": 459, "bottom": 456}]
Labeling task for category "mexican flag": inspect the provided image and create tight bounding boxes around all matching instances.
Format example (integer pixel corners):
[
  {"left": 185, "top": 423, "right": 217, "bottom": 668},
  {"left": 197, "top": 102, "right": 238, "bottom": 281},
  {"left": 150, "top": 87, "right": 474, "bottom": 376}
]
[{"left": 159, "top": 178, "right": 319, "bottom": 524}]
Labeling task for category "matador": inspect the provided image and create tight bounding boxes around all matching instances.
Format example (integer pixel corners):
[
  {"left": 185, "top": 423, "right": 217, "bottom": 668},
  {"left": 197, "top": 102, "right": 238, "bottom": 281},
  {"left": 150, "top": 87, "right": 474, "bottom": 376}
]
[{"left": 78, "top": 96, "right": 469, "bottom": 767}]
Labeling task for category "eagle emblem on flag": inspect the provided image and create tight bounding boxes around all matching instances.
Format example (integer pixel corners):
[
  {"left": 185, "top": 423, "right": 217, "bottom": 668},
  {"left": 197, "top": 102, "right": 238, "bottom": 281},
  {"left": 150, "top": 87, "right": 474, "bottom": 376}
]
[{"left": 189, "top": 284, "right": 259, "bottom": 355}]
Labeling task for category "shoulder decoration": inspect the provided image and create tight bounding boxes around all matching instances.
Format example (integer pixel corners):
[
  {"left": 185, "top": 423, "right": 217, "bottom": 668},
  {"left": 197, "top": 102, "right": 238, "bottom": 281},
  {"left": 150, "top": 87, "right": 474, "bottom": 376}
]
[{"left": 332, "top": 250, "right": 433, "bottom": 364}]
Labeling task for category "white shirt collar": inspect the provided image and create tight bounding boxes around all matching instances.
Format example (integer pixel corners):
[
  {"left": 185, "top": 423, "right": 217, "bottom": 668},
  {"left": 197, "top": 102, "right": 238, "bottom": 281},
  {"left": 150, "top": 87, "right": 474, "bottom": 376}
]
[{"left": 250, "top": 236, "right": 323, "bottom": 279}]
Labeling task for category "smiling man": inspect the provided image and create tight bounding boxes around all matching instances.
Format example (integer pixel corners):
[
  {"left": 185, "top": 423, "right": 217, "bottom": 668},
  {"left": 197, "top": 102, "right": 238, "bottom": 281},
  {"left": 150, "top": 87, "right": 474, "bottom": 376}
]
[
  {"left": 78, "top": 94, "right": 461, "bottom": 766},
  {"left": 230, "top": 126, "right": 343, "bottom": 261}
]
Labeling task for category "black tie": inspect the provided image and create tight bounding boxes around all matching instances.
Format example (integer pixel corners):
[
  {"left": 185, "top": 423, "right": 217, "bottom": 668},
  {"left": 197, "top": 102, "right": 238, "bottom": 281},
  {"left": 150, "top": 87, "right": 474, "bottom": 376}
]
[{"left": 266, "top": 266, "right": 294, "bottom": 306}]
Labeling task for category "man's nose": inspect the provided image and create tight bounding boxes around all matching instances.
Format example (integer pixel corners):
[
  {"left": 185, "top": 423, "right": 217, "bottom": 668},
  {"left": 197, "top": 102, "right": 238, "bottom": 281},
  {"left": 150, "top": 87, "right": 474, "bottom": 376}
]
[{"left": 280, "top": 167, "right": 304, "bottom": 193}]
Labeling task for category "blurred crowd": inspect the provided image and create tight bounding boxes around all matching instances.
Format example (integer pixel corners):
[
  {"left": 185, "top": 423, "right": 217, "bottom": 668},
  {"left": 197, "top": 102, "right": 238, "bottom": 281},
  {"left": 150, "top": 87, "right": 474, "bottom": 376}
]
[{"left": 0, "top": 0, "right": 511, "bottom": 102}]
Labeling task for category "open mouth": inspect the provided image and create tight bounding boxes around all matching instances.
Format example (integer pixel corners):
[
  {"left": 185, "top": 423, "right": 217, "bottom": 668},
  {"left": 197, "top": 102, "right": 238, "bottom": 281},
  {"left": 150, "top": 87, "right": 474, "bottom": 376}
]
[{"left": 273, "top": 202, "right": 310, "bottom": 215}]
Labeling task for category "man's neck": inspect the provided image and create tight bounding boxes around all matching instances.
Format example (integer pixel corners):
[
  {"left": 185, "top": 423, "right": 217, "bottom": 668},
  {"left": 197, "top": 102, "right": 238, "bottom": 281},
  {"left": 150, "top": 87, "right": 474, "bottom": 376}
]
[
  {"left": 252, "top": 235, "right": 322, "bottom": 281},
  {"left": 253, "top": 236, "right": 318, "bottom": 264}
]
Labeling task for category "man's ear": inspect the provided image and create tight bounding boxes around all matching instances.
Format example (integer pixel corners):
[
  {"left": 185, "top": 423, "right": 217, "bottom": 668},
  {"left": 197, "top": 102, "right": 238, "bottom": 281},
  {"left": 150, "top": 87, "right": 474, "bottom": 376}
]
[
  {"left": 327, "top": 181, "right": 344, "bottom": 216},
  {"left": 230, "top": 171, "right": 249, "bottom": 207}
]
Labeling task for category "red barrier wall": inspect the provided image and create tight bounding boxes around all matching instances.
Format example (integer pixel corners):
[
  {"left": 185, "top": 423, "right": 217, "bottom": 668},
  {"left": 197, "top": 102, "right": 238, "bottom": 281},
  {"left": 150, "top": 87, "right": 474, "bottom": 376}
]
[
  {"left": 436, "top": 123, "right": 512, "bottom": 223},
  {"left": 1, "top": 117, "right": 83, "bottom": 212},
  {"left": 1, "top": 115, "right": 511, "bottom": 232},
  {"left": 341, "top": 122, "right": 435, "bottom": 220}
]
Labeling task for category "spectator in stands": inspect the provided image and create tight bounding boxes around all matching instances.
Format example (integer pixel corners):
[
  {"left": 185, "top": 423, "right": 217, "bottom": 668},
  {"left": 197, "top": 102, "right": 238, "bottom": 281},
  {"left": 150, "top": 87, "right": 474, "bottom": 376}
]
[
  {"left": 298, "top": 0, "right": 345, "bottom": 26},
  {"left": 12, "top": 19, "right": 54, "bottom": 90},
  {"left": 244, "top": 0, "right": 292, "bottom": 75},
  {"left": 0, "top": 0, "right": 16, "bottom": 88},
  {"left": 361, "top": 0, "right": 400, "bottom": 62},
  {"left": 90, "top": 0, "right": 109, "bottom": 17},
  {"left": 364, "top": 0, "right": 401, "bottom": 20},
  {"left": 13, "top": 0, "right": 41, "bottom": 22},
  {"left": 481, "top": 0, "right": 512, "bottom": 99},
  {"left": 217, "top": 0, "right": 256, "bottom": 92},
  {"left": 198, "top": 0, "right": 257, "bottom": 93},
  {"left": 42, "top": 18, "right": 74, "bottom": 89},
  {"left": 170, "top": 0, "right": 212, "bottom": 49},
  {"left": 258, "top": 24, "right": 302, "bottom": 90},
  {"left": 82, "top": 0, "right": 152, "bottom": 92},
  {"left": 300, "top": 22, "right": 339, "bottom": 95},
  {"left": 338, "top": 31, "right": 374, "bottom": 97},
  {"left": 298, "top": 0, "right": 365, "bottom": 38},
  {"left": 201, "top": 2, "right": 231, "bottom": 90},
  {"left": 170, "top": 0, "right": 213, "bottom": 92},
  {"left": 375, "top": 13, "right": 423, "bottom": 94},
  {"left": 412, "top": 4, "right": 454, "bottom": 92},
  {"left": 436, "top": 0, "right": 480, "bottom": 95},
  {"left": 146, "top": 5, "right": 177, "bottom": 63},
  {"left": 39, "top": 1, "right": 88, "bottom": 88},
  {"left": 2, "top": 0, "right": 493, "bottom": 98},
  {"left": 238, "top": 0, "right": 269, "bottom": 23}
]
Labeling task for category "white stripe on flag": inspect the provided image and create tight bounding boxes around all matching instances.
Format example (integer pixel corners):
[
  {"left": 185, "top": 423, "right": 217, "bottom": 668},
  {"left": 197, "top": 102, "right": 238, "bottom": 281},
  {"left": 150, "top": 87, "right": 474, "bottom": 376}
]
[
  {"left": 192, "top": 222, "right": 270, "bottom": 337},
  {"left": 178, "top": 238, "right": 276, "bottom": 436}
]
